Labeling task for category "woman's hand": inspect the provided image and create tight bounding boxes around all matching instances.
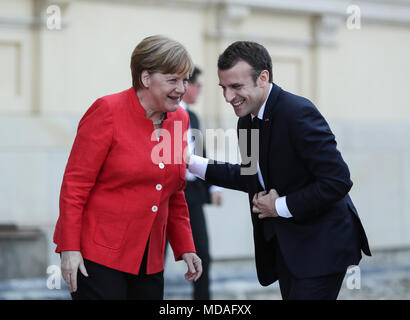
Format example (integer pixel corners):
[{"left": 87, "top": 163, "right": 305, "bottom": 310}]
[
  {"left": 181, "top": 252, "right": 202, "bottom": 282},
  {"left": 61, "top": 251, "right": 89, "bottom": 292}
]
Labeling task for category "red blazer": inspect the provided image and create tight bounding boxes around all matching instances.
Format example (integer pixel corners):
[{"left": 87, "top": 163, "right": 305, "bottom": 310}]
[{"left": 53, "top": 87, "right": 195, "bottom": 275}]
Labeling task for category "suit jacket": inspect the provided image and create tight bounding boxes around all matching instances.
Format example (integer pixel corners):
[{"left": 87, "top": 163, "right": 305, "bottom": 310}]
[
  {"left": 206, "top": 83, "right": 371, "bottom": 285},
  {"left": 53, "top": 87, "right": 195, "bottom": 275},
  {"left": 184, "top": 108, "right": 211, "bottom": 206}
]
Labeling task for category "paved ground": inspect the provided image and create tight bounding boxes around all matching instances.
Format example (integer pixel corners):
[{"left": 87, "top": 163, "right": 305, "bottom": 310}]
[
  {"left": 1, "top": 254, "right": 410, "bottom": 300},
  {"left": 164, "top": 258, "right": 410, "bottom": 300}
]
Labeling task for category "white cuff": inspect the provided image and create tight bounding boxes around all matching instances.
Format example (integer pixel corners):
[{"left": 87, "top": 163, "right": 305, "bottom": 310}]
[
  {"left": 188, "top": 155, "right": 209, "bottom": 180},
  {"left": 209, "top": 185, "right": 222, "bottom": 193},
  {"left": 275, "top": 196, "right": 293, "bottom": 218}
]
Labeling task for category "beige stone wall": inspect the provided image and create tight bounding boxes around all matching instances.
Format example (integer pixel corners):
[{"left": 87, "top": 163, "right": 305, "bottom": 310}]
[{"left": 1, "top": 0, "right": 410, "bottom": 264}]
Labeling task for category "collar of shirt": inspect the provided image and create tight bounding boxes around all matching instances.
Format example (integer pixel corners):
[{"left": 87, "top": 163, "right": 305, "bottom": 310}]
[
  {"left": 180, "top": 100, "right": 188, "bottom": 111},
  {"left": 251, "top": 83, "right": 273, "bottom": 121}
]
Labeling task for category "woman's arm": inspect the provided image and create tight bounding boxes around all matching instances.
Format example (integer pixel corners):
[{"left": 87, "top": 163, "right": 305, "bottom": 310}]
[
  {"left": 55, "top": 98, "right": 114, "bottom": 251},
  {"left": 55, "top": 98, "right": 114, "bottom": 291}
]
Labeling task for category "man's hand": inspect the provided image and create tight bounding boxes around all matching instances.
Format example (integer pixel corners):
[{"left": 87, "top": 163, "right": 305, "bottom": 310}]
[
  {"left": 61, "top": 251, "right": 88, "bottom": 293},
  {"left": 211, "top": 190, "right": 223, "bottom": 206},
  {"left": 181, "top": 252, "right": 202, "bottom": 282},
  {"left": 252, "top": 189, "right": 280, "bottom": 219}
]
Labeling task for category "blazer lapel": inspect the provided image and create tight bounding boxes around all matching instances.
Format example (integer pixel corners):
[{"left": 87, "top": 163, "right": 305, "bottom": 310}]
[
  {"left": 187, "top": 109, "right": 199, "bottom": 130},
  {"left": 259, "top": 118, "right": 271, "bottom": 190},
  {"left": 238, "top": 115, "right": 260, "bottom": 194},
  {"left": 259, "top": 83, "right": 282, "bottom": 191}
]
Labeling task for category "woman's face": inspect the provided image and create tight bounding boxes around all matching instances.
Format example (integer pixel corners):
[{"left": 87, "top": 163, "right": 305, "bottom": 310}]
[{"left": 146, "top": 72, "right": 189, "bottom": 113}]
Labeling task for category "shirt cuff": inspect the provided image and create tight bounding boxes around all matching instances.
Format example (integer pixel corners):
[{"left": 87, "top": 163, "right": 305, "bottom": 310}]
[
  {"left": 275, "top": 196, "right": 293, "bottom": 218},
  {"left": 209, "top": 185, "right": 222, "bottom": 193},
  {"left": 188, "top": 155, "right": 209, "bottom": 180}
]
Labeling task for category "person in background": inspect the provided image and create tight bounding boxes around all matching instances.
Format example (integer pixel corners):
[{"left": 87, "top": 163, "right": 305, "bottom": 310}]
[
  {"left": 180, "top": 67, "right": 223, "bottom": 300},
  {"left": 53, "top": 35, "right": 202, "bottom": 300}
]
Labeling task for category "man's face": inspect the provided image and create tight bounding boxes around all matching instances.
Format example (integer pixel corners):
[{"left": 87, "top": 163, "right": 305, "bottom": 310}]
[
  {"left": 218, "top": 60, "right": 266, "bottom": 118},
  {"left": 183, "top": 76, "right": 202, "bottom": 105}
]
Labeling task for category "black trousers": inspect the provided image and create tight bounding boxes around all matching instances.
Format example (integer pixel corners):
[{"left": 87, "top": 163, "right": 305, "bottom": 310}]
[
  {"left": 164, "top": 202, "right": 211, "bottom": 300},
  {"left": 272, "top": 237, "right": 346, "bottom": 300},
  {"left": 188, "top": 202, "right": 211, "bottom": 300},
  {"left": 71, "top": 245, "right": 164, "bottom": 300}
]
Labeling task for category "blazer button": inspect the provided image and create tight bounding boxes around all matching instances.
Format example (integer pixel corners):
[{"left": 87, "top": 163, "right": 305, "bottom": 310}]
[
  {"left": 156, "top": 184, "right": 162, "bottom": 191},
  {"left": 159, "top": 163, "right": 165, "bottom": 169},
  {"left": 152, "top": 206, "right": 158, "bottom": 213}
]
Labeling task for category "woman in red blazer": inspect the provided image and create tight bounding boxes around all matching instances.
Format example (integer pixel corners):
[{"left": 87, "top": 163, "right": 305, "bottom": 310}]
[{"left": 53, "top": 35, "right": 202, "bottom": 299}]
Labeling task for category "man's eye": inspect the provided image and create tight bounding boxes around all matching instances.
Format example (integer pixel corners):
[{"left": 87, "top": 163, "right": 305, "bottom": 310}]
[{"left": 168, "top": 79, "right": 177, "bottom": 83}]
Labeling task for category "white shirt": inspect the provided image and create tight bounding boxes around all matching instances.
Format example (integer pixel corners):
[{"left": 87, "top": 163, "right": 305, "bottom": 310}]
[{"left": 188, "top": 84, "right": 292, "bottom": 218}]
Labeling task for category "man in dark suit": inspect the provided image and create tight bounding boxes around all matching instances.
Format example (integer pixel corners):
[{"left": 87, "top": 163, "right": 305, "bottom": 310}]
[
  {"left": 187, "top": 41, "right": 371, "bottom": 300},
  {"left": 180, "top": 67, "right": 223, "bottom": 300}
]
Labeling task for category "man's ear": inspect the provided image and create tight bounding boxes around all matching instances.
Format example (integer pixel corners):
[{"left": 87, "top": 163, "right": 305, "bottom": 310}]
[
  {"left": 258, "top": 70, "right": 270, "bottom": 87},
  {"left": 141, "top": 70, "right": 151, "bottom": 88}
]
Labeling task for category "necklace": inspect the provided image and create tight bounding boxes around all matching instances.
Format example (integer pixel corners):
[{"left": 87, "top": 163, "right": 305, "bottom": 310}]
[{"left": 152, "top": 113, "right": 165, "bottom": 125}]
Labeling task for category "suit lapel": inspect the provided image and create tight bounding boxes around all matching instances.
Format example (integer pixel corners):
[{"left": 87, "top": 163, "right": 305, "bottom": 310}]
[
  {"left": 238, "top": 115, "right": 260, "bottom": 194},
  {"left": 187, "top": 109, "right": 199, "bottom": 130},
  {"left": 258, "top": 83, "right": 282, "bottom": 191},
  {"left": 259, "top": 117, "right": 271, "bottom": 190}
]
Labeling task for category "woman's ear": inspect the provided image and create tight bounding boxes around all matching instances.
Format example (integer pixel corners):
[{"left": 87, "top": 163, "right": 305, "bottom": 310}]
[{"left": 141, "top": 70, "right": 151, "bottom": 88}]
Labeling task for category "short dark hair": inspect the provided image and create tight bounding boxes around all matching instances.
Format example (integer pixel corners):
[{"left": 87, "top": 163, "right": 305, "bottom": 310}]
[
  {"left": 217, "top": 41, "right": 273, "bottom": 84},
  {"left": 188, "top": 66, "right": 202, "bottom": 84}
]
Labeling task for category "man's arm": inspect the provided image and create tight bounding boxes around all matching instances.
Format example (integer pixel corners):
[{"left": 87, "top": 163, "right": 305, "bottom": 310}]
[
  {"left": 189, "top": 155, "right": 248, "bottom": 193},
  {"left": 284, "top": 102, "right": 353, "bottom": 222}
]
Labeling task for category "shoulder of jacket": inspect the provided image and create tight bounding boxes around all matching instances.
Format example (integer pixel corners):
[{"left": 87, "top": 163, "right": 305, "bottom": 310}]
[
  {"left": 175, "top": 106, "right": 190, "bottom": 122},
  {"left": 278, "top": 90, "right": 318, "bottom": 117},
  {"left": 95, "top": 88, "right": 131, "bottom": 111}
]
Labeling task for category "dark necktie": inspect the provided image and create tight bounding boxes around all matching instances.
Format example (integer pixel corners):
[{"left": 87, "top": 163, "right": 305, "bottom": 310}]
[
  {"left": 251, "top": 116, "right": 261, "bottom": 130},
  {"left": 250, "top": 117, "right": 264, "bottom": 191}
]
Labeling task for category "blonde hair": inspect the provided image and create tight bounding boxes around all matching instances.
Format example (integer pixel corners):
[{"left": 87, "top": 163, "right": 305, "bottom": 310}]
[{"left": 130, "top": 35, "right": 194, "bottom": 90}]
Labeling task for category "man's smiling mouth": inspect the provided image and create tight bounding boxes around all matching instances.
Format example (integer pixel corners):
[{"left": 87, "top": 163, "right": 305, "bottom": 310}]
[{"left": 232, "top": 99, "right": 245, "bottom": 107}]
